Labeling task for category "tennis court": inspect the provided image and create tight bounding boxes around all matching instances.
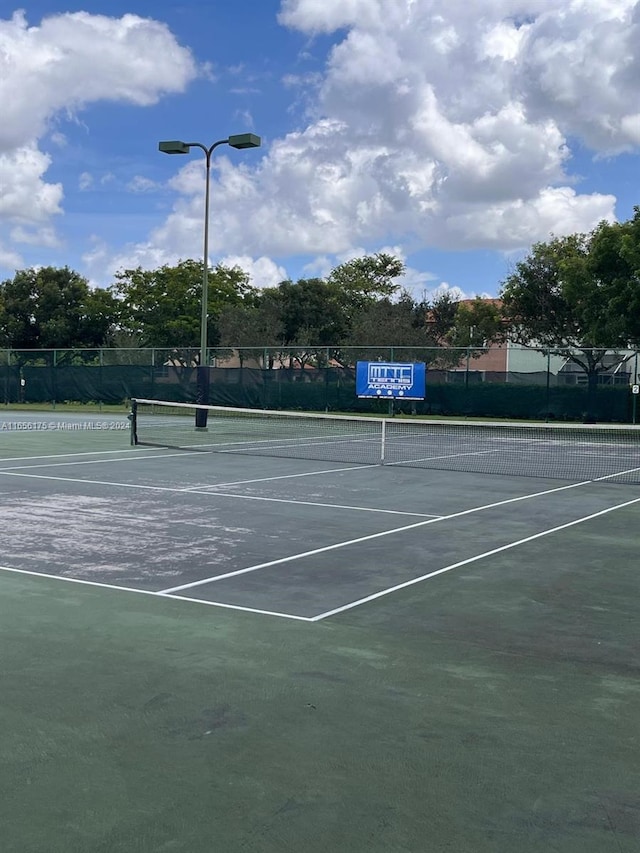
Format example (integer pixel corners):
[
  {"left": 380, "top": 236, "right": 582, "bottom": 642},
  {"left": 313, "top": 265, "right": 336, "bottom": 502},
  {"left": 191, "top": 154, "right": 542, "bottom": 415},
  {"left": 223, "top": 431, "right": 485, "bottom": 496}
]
[{"left": 1, "top": 405, "right": 639, "bottom": 852}]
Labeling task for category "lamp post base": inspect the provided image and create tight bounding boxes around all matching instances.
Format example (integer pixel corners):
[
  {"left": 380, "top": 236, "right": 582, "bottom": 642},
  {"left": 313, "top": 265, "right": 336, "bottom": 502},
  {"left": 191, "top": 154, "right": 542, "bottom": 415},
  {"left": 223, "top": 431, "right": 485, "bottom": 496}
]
[{"left": 195, "top": 365, "right": 210, "bottom": 428}]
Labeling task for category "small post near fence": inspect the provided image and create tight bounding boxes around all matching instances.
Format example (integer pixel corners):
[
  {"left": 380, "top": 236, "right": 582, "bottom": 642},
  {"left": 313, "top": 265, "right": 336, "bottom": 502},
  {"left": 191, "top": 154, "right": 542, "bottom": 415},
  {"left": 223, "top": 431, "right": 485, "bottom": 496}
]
[
  {"left": 545, "top": 349, "right": 551, "bottom": 422},
  {"left": 632, "top": 352, "right": 639, "bottom": 425}
]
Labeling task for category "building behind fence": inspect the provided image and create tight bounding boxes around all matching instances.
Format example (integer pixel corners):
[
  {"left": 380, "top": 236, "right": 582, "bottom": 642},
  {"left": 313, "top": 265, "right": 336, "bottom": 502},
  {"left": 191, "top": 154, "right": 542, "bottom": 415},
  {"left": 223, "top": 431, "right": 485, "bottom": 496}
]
[{"left": 1, "top": 344, "right": 639, "bottom": 423}]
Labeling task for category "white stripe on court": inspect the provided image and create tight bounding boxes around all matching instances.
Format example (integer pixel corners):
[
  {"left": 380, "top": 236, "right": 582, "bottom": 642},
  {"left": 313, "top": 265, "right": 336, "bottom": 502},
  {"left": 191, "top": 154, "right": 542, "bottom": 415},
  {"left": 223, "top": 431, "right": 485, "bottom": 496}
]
[
  {"left": 0, "top": 470, "right": 438, "bottom": 518},
  {"left": 185, "top": 490, "right": 441, "bottom": 518},
  {"left": 156, "top": 476, "right": 596, "bottom": 594},
  {"left": 178, "top": 463, "right": 376, "bottom": 491},
  {"left": 386, "top": 448, "right": 504, "bottom": 466},
  {"left": 0, "top": 447, "right": 157, "bottom": 465},
  {"left": 0, "top": 564, "right": 312, "bottom": 622},
  {"left": 0, "top": 450, "right": 199, "bottom": 470},
  {"left": 1, "top": 452, "right": 384, "bottom": 494},
  {"left": 310, "top": 494, "right": 640, "bottom": 620},
  {"left": 593, "top": 465, "right": 640, "bottom": 482}
]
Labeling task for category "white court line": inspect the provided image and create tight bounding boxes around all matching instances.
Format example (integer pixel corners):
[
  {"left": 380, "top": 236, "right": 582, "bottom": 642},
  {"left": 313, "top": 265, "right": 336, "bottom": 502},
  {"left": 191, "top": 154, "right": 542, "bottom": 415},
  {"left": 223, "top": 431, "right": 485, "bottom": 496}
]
[
  {"left": 0, "top": 450, "right": 199, "bottom": 471},
  {"left": 0, "top": 447, "right": 157, "bottom": 464},
  {"left": 0, "top": 564, "right": 311, "bottom": 622},
  {"left": 0, "top": 470, "right": 438, "bottom": 518},
  {"left": 310, "top": 494, "right": 640, "bottom": 620},
  {"left": 178, "top": 463, "right": 376, "bottom": 491},
  {"left": 157, "top": 477, "right": 595, "bottom": 594},
  {"left": 593, "top": 465, "right": 640, "bottom": 482},
  {"left": 2, "top": 453, "right": 382, "bottom": 495},
  {"left": 192, "top": 491, "right": 440, "bottom": 518},
  {"left": 210, "top": 435, "right": 379, "bottom": 455},
  {"left": 386, "top": 448, "right": 504, "bottom": 466}
]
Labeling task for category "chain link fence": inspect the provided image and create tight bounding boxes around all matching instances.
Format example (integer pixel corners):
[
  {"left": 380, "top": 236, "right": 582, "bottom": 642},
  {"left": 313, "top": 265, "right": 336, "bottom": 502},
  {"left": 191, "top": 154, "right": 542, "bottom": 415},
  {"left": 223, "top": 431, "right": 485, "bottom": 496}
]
[{"left": 1, "top": 345, "right": 639, "bottom": 423}]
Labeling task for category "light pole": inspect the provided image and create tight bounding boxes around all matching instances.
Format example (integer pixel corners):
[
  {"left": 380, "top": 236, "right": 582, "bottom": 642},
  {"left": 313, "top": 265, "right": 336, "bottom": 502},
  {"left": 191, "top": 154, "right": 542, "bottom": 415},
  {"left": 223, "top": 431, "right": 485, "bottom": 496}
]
[{"left": 159, "top": 133, "right": 261, "bottom": 427}]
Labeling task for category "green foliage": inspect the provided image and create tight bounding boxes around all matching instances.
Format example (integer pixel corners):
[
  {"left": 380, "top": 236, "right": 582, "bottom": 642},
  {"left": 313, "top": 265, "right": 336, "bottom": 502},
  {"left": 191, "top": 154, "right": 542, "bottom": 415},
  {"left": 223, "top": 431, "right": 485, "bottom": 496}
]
[
  {"left": 328, "top": 252, "right": 405, "bottom": 322},
  {"left": 347, "top": 292, "right": 425, "bottom": 346},
  {"left": 328, "top": 251, "right": 404, "bottom": 294},
  {"left": 269, "top": 278, "right": 347, "bottom": 347},
  {"left": 449, "top": 297, "right": 502, "bottom": 348},
  {"left": 588, "top": 209, "right": 640, "bottom": 346},
  {"left": 110, "top": 260, "right": 253, "bottom": 351},
  {"left": 217, "top": 298, "right": 285, "bottom": 366},
  {"left": 428, "top": 292, "right": 459, "bottom": 343},
  {"left": 0, "top": 266, "right": 117, "bottom": 349},
  {"left": 499, "top": 229, "right": 639, "bottom": 420},
  {"left": 4, "top": 218, "right": 640, "bottom": 388},
  {"left": 500, "top": 233, "right": 632, "bottom": 375}
]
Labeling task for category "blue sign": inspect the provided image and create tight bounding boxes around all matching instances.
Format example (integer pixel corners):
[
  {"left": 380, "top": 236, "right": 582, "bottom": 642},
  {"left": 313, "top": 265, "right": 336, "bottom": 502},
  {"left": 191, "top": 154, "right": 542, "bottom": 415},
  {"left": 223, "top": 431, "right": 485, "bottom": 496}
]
[{"left": 356, "top": 361, "right": 426, "bottom": 400}]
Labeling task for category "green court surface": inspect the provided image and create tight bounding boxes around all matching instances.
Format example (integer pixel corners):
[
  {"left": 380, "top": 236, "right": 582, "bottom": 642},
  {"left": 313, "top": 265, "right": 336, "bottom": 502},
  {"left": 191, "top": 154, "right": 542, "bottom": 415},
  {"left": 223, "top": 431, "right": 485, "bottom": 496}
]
[{"left": 1, "top": 410, "right": 638, "bottom": 852}]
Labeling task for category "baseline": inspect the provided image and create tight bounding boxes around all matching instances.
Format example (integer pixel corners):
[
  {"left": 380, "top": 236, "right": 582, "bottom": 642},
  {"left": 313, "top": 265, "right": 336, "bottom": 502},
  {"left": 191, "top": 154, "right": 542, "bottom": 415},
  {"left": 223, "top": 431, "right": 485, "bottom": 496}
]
[{"left": 0, "top": 564, "right": 311, "bottom": 622}]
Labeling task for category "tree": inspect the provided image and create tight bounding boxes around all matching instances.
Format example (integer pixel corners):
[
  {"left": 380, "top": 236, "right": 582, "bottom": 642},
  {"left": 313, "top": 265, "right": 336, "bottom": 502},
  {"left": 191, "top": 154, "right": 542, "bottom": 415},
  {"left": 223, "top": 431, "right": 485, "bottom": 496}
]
[
  {"left": 217, "top": 296, "right": 284, "bottom": 368},
  {"left": 447, "top": 297, "right": 503, "bottom": 349},
  {"left": 587, "top": 209, "right": 640, "bottom": 346},
  {"left": 427, "top": 292, "right": 458, "bottom": 344},
  {"left": 0, "top": 266, "right": 118, "bottom": 351},
  {"left": 272, "top": 278, "right": 346, "bottom": 353},
  {"left": 0, "top": 287, "right": 9, "bottom": 348},
  {"left": 78, "top": 287, "right": 120, "bottom": 349},
  {"left": 328, "top": 253, "right": 405, "bottom": 327},
  {"left": 110, "top": 260, "right": 254, "bottom": 356},
  {"left": 500, "top": 233, "right": 632, "bottom": 418},
  {"left": 343, "top": 291, "right": 460, "bottom": 368},
  {"left": 347, "top": 292, "right": 423, "bottom": 346}
]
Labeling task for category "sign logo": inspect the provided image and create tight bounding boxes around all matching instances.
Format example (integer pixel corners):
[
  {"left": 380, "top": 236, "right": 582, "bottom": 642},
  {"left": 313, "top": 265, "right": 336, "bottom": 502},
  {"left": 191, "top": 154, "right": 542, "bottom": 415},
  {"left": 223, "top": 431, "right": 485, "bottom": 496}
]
[{"left": 356, "top": 361, "right": 426, "bottom": 400}]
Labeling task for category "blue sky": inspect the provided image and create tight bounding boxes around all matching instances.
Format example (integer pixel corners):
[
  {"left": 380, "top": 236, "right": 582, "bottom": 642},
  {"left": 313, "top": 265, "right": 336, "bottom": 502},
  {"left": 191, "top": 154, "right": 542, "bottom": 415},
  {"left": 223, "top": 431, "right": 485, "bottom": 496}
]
[{"left": 2, "top": 1, "right": 639, "bottom": 299}]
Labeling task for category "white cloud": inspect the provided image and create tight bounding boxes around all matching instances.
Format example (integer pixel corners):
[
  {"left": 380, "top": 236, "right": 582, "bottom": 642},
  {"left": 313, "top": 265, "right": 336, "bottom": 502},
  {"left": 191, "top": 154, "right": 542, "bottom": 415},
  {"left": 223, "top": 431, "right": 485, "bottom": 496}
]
[
  {"left": 8, "top": 2, "right": 637, "bottom": 284},
  {"left": 49, "top": 132, "right": 67, "bottom": 148},
  {"left": 301, "top": 255, "right": 335, "bottom": 278},
  {"left": 0, "top": 146, "right": 63, "bottom": 222},
  {"left": 441, "top": 187, "right": 616, "bottom": 249},
  {"left": 0, "top": 9, "right": 197, "bottom": 253},
  {"left": 233, "top": 108, "right": 255, "bottom": 129},
  {"left": 97, "top": 243, "right": 177, "bottom": 278},
  {"left": 127, "top": 176, "right": 158, "bottom": 193},
  {"left": 135, "top": 0, "right": 631, "bottom": 271},
  {"left": 10, "top": 225, "right": 61, "bottom": 248},
  {"left": 398, "top": 265, "right": 440, "bottom": 298},
  {"left": 219, "top": 255, "right": 288, "bottom": 289},
  {"left": 278, "top": 0, "right": 390, "bottom": 34},
  {"left": 424, "top": 282, "right": 468, "bottom": 302},
  {"left": 78, "top": 172, "right": 93, "bottom": 191},
  {"left": 0, "top": 244, "right": 23, "bottom": 271},
  {"left": 0, "top": 10, "right": 197, "bottom": 152}
]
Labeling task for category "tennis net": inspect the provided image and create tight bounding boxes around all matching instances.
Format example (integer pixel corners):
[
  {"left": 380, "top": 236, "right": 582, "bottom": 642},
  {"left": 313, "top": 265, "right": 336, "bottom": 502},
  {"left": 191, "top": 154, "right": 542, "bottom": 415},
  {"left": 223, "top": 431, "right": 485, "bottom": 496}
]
[{"left": 130, "top": 398, "right": 640, "bottom": 484}]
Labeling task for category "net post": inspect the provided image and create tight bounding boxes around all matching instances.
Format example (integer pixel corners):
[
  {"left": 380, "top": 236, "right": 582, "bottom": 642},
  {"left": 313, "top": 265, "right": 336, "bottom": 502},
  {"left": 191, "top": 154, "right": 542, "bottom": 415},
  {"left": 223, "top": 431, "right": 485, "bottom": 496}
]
[
  {"left": 129, "top": 399, "right": 138, "bottom": 446},
  {"left": 380, "top": 418, "right": 386, "bottom": 465}
]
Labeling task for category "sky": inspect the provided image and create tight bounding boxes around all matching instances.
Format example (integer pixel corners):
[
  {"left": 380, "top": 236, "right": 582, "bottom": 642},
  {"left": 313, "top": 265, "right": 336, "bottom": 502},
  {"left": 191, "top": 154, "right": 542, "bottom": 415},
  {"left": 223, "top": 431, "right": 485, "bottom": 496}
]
[{"left": 1, "top": 0, "right": 639, "bottom": 300}]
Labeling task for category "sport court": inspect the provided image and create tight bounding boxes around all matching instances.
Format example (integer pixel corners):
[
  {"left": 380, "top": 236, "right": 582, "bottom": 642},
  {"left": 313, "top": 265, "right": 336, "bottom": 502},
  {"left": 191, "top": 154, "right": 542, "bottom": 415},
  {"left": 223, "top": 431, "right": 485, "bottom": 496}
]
[{"left": 1, "top": 406, "right": 639, "bottom": 852}]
